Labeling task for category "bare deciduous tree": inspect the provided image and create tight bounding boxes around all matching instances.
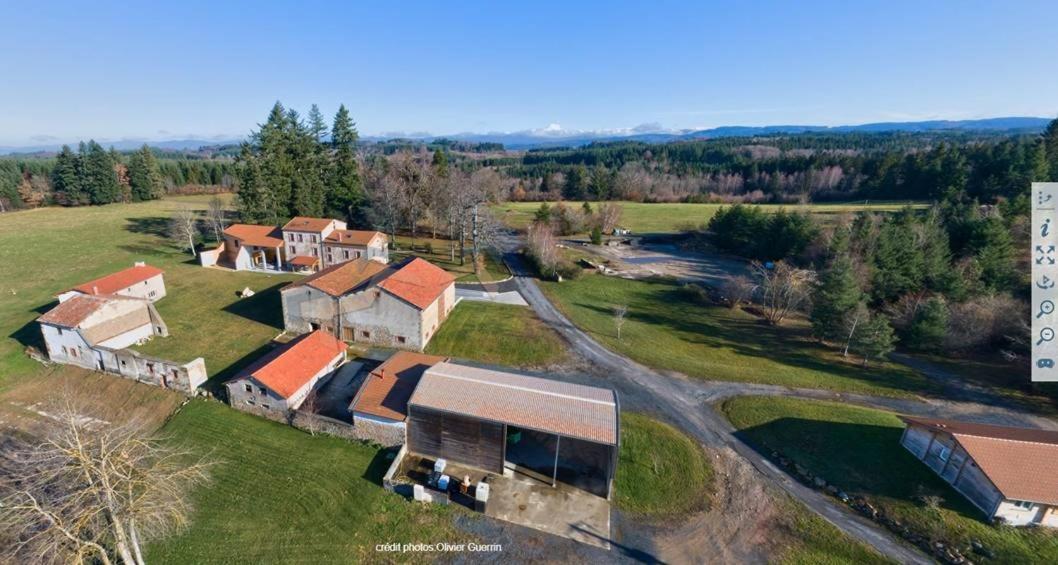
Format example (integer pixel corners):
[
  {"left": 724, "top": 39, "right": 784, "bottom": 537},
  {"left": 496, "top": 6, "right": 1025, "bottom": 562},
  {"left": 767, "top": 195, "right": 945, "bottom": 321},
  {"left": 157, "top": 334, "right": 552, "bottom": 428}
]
[
  {"left": 526, "top": 222, "right": 559, "bottom": 278},
  {"left": 205, "top": 196, "right": 227, "bottom": 243},
  {"left": 752, "top": 261, "right": 813, "bottom": 325},
  {"left": 596, "top": 202, "right": 624, "bottom": 234},
  {"left": 168, "top": 206, "right": 199, "bottom": 257},
  {"left": 613, "top": 305, "right": 628, "bottom": 340},
  {"left": 720, "top": 275, "right": 755, "bottom": 309},
  {"left": 0, "top": 406, "right": 213, "bottom": 565}
]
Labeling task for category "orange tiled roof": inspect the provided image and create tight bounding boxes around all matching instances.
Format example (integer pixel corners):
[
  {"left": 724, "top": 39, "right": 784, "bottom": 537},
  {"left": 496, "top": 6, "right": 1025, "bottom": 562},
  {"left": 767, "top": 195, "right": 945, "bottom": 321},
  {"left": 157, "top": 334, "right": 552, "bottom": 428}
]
[
  {"left": 378, "top": 257, "right": 455, "bottom": 310},
  {"left": 409, "top": 362, "right": 619, "bottom": 445},
  {"left": 290, "top": 255, "right": 320, "bottom": 267},
  {"left": 72, "top": 265, "right": 163, "bottom": 296},
  {"left": 38, "top": 294, "right": 115, "bottom": 328},
  {"left": 325, "top": 229, "right": 384, "bottom": 247},
  {"left": 902, "top": 416, "right": 1058, "bottom": 506},
  {"left": 351, "top": 351, "right": 448, "bottom": 421},
  {"left": 283, "top": 216, "right": 336, "bottom": 233},
  {"left": 247, "top": 330, "right": 346, "bottom": 399},
  {"left": 282, "top": 258, "right": 389, "bottom": 297},
  {"left": 224, "top": 224, "right": 284, "bottom": 247}
]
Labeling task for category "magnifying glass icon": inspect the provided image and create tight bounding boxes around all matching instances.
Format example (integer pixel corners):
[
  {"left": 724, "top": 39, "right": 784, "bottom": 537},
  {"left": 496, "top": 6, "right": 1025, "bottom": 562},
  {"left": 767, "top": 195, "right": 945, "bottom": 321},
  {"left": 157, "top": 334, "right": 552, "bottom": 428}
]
[
  {"left": 1040, "top": 301, "right": 1056, "bottom": 319},
  {"left": 1038, "top": 327, "right": 1055, "bottom": 346}
]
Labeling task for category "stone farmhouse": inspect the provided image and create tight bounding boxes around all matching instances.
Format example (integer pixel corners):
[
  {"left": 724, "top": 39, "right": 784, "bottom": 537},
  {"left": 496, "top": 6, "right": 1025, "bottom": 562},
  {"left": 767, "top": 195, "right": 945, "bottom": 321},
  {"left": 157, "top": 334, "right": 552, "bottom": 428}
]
[
  {"left": 280, "top": 256, "right": 456, "bottom": 351},
  {"left": 226, "top": 330, "right": 347, "bottom": 416},
  {"left": 38, "top": 265, "right": 206, "bottom": 393},
  {"left": 901, "top": 416, "right": 1058, "bottom": 527},
  {"left": 201, "top": 216, "right": 387, "bottom": 272}
]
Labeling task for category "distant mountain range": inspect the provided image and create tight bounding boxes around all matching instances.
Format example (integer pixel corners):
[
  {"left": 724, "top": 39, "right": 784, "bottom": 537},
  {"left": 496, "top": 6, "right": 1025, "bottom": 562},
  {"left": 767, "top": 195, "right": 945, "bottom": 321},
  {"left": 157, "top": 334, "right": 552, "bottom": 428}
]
[{"left": 2, "top": 117, "right": 1051, "bottom": 155}]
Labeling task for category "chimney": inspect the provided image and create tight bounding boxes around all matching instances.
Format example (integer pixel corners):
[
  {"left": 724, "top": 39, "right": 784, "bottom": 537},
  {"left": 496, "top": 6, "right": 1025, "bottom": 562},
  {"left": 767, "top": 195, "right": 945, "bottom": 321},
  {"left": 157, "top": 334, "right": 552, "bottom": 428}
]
[
  {"left": 92, "top": 285, "right": 99, "bottom": 295},
  {"left": 134, "top": 261, "right": 145, "bottom": 267}
]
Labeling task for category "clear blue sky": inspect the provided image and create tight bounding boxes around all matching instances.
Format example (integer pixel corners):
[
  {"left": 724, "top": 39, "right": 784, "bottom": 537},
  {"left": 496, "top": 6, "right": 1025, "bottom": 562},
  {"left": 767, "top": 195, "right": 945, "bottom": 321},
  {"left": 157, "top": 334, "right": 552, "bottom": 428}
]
[{"left": 1, "top": 0, "right": 1055, "bottom": 145}]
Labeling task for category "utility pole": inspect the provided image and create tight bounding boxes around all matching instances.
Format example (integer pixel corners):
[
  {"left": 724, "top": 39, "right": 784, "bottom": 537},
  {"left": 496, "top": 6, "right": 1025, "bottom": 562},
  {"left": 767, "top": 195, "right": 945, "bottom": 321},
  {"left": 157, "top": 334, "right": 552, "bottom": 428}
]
[{"left": 471, "top": 202, "right": 480, "bottom": 271}]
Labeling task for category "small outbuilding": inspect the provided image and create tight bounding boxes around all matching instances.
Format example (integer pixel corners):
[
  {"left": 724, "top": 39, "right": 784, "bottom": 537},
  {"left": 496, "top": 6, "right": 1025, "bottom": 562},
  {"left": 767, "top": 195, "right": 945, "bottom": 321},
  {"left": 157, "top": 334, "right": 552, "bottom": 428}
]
[
  {"left": 406, "top": 362, "right": 619, "bottom": 499},
  {"left": 226, "top": 330, "right": 347, "bottom": 415}
]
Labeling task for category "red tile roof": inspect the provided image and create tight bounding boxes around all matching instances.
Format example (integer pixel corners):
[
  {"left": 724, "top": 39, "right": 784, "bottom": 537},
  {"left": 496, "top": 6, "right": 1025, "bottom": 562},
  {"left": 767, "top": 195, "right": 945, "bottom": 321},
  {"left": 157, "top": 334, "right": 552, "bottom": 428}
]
[
  {"left": 72, "top": 265, "right": 163, "bottom": 296},
  {"left": 325, "top": 229, "right": 385, "bottom": 247},
  {"left": 38, "top": 294, "right": 115, "bottom": 328},
  {"left": 246, "top": 331, "right": 346, "bottom": 399},
  {"left": 351, "top": 351, "right": 448, "bottom": 421},
  {"left": 409, "top": 362, "right": 619, "bottom": 445},
  {"left": 283, "top": 216, "right": 336, "bottom": 233},
  {"left": 378, "top": 258, "right": 455, "bottom": 310},
  {"left": 224, "top": 224, "right": 284, "bottom": 247},
  {"left": 290, "top": 255, "right": 320, "bottom": 267},
  {"left": 902, "top": 416, "right": 1058, "bottom": 506},
  {"left": 282, "top": 259, "right": 390, "bottom": 297}
]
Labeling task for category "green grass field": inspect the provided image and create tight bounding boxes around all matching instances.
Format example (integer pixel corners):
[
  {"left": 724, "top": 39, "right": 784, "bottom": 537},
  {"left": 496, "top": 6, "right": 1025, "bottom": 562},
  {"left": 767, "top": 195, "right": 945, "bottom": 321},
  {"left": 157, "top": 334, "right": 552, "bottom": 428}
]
[
  {"left": 773, "top": 495, "right": 894, "bottom": 565},
  {"left": 145, "top": 400, "right": 469, "bottom": 564},
  {"left": 425, "top": 301, "right": 568, "bottom": 367},
  {"left": 539, "top": 273, "right": 933, "bottom": 397},
  {"left": 495, "top": 200, "right": 926, "bottom": 233},
  {"left": 721, "top": 396, "right": 1058, "bottom": 564},
  {"left": 0, "top": 195, "right": 299, "bottom": 394},
  {"left": 614, "top": 413, "right": 713, "bottom": 517}
]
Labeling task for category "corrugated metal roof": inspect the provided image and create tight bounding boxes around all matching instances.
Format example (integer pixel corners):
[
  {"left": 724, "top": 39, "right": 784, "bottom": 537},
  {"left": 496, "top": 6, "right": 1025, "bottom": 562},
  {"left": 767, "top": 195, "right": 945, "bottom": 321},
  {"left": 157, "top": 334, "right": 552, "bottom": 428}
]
[
  {"left": 409, "top": 362, "right": 618, "bottom": 445},
  {"left": 902, "top": 416, "right": 1058, "bottom": 506}
]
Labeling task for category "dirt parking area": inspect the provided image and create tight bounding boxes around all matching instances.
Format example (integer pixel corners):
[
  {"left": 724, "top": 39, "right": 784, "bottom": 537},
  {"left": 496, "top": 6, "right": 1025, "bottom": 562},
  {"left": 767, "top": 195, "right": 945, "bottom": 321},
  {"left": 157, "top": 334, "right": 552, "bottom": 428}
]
[{"left": 567, "top": 237, "right": 749, "bottom": 286}]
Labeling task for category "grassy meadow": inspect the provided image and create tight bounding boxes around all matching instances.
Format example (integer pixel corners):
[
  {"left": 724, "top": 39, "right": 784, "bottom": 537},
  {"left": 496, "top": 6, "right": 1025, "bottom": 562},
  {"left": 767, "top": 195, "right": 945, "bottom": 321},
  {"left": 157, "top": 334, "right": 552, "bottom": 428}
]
[
  {"left": 614, "top": 413, "right": 713, "bottom": 517},
  {"left": 539, "top": 273, "right": 933, "bottom": 397},
  {"left": 495, "top": 200, "right": 926, "bottom": 233},
  {"left": 426, "top": 301, "right": 568, "bottom": 367},
  {"left": 145, "top": 400, "right": 468, "bottom": 564},
  {"left": 721, "top": 396, "right": 1058, "bottom": 564}
]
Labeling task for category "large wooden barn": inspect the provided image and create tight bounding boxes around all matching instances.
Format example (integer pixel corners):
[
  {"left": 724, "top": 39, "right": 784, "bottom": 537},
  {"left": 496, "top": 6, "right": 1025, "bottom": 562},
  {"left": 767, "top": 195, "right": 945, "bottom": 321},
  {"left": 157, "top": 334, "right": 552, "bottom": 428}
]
[{"left": 405, "top": 362, "right": 620, "bottom": 499}]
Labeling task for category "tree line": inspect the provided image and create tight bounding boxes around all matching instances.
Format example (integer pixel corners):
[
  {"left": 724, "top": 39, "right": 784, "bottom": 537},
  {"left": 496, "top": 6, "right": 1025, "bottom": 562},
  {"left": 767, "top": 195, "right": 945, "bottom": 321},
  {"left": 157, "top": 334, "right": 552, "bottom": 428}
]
[
  {"left": 495, "top": 120, "right": 1058, "bottom": 205},
  {"left": 0, "top": 145, "right": 235, "bottom": 210}
]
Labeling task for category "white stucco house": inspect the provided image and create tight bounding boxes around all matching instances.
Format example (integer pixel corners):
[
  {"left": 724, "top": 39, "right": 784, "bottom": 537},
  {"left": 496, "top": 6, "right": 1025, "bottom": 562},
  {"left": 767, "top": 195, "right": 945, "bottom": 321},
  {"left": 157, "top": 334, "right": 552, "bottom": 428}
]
[{"left": 57, "top": 262, "right": 166, "bottom": 303}]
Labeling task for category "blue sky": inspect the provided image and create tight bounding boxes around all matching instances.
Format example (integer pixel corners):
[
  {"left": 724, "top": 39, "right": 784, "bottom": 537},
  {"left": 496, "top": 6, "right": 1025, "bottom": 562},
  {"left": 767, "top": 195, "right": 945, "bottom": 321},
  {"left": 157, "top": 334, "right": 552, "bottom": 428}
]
[{"left": 1, "top": 0, "right": 1056, "bottom": 145}]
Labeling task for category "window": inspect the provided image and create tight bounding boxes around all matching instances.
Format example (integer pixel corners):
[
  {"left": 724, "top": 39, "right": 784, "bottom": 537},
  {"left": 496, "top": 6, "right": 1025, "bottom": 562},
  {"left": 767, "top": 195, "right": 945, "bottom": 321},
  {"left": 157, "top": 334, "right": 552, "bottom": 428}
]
[
  {"left": 289, "top": 233, "right": 295, "bottom": 241},
  {"left": 146, "top": 363, "right": 154, "bottom": 374},
  {"left": 61, "top": 346, "right": 68, "bottom": 356},
  {"left": 361, "top": 330, "right": 371, "bottom": 338},
  {"left": 938, "top": 446, "right": 951, "bottom": 462},
  {"left": 258, "top": 387, "right": 266, "bottom": 395},
  {"left": 245, "top": 399, "right": 255, "bottom": 406},
  {"left": 244, "top": 383, "right": 252, "bottom": 393},
  {"left": 311, "top": 235, "right": 317, "bottom": 243},
  {"left": 297, "top": 233, "right": 303, "bottom": 242},
  {"left": 262, "top": 404, "right": 271, "bottom": 410},
  {"left": 343, "top": 250, "right": 350, "bottom": 259},
  {"left": 396, "top": 336, "right": 406, "bottom": 344},
  {"left": 1012, "top": 500, "right": 1034, "bottom": 510},
  {"left": 149, "top": 290, "right": 156, "bottom": 297},
  {"left": 120, "top": 360, "right": 127, "bottom": 366},
  {"left": 234, "top": 240, "right": 240, "bottom": 248}
]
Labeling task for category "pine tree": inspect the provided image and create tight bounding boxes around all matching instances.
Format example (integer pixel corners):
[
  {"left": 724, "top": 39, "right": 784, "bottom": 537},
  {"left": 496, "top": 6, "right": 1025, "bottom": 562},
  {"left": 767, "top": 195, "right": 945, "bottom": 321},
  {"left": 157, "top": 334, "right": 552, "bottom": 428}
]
[
  {"left": 82, "top": 141, "right": 120, "bottom": 204},
  {"left": 432, "top": 149, "right": 449, "bottom": 178},
  {"left": 235, "top": 143, "right": 271, "bottom": 223},
  {"left": 811, "top": 254, "right": 863, "bottom": 342},
  {"left": 51, "top": 145, "right": 86, "bottom": 205},
  {"left": 307, "top": 104, "right": 329, "bottom": 142},
  {"left": 906, "top": 297, "right": 948, "bottom": 351},
  {"left": 128, "top": 144, "right": 164, "bottom": 201},
  {"left": 851, "top": 313, "right": 896, "bottom": 366},
  {"left": 327, "top": 104, "right": 363, "bottom": 221},
  {"left": 1044, "top": 117, "right": 1058, "bottom": 182},
  {"left": 968, "top": 216, "right": 1015, "bottom": 291}
]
